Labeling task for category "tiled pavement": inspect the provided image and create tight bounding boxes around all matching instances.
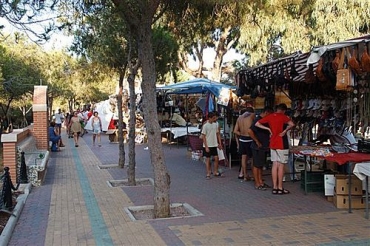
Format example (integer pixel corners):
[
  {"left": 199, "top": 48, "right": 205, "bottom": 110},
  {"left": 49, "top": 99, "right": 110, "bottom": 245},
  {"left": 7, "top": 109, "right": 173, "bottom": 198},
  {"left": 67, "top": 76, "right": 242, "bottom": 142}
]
[{"left": 7, "top": 132, "right": 370, "bottom": 245}]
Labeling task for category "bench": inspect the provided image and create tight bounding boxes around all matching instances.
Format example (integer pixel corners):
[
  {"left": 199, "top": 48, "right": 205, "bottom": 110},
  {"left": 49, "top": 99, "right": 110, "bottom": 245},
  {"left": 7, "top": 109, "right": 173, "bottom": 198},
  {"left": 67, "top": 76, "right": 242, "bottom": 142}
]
[{"left": 17, "top": 136, "right": 49, "bottom": 186}]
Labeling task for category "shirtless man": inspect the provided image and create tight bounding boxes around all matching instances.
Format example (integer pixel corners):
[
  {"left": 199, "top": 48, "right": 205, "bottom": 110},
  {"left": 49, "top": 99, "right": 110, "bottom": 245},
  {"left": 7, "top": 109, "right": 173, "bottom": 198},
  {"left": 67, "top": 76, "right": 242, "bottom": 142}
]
[{"left": 233, "top": 107, "right": 255, "bottom": 181}]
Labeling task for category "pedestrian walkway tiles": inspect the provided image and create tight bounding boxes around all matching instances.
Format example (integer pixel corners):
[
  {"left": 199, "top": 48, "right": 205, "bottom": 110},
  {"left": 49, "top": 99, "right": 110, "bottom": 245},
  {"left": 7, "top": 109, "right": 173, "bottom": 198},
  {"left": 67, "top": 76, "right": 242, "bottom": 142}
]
[
  {"left": 168, "top": 211, "right": 370, "bottom": 245},
  {"left": 70, "top": 139, "right": 114, "bottom": 245}
]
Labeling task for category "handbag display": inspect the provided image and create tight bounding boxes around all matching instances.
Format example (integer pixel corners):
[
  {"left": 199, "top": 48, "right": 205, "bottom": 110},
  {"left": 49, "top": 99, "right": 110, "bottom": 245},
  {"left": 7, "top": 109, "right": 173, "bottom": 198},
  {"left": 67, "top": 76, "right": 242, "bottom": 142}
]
[
  {"left": 347, "top": 46, "right": 363, "bottom": 75},
  {"left": 336, "top": 48, "right": 354, "bottom": 91},
  {"left": 316, "top": 57, "right": 327, "bottom": 82},
  {"left": 360, "top": 42, "right": 370, "bottom": 72}
]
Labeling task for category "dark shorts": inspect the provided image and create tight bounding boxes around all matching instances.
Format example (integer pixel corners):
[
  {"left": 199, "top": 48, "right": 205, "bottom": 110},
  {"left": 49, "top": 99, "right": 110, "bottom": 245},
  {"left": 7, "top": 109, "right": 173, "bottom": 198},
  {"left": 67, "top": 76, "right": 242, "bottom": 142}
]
[
  {"left": 252, "top": 148, "right": 268, "bottom": 168},
  {"left": 56, "top": 123, "right": 62, "bottom": 128},
  {"left": 203, "top": 147, "right": 218, "bottom": 158},
  {"left": 239, "top": 137, "right": 252, "bottom": 158}
]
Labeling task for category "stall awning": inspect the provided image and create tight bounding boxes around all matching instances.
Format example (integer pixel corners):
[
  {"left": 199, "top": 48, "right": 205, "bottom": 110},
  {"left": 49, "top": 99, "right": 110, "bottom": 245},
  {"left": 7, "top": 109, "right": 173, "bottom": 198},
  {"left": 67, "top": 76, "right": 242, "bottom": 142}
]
[
  {"left": 238, "top": 35, "right": 370, "bottom": 84},
  {"left": 307, "top": 35, "right": 370, "bottom": 65},
  {"left": 157, "top": 78, "right": 236, "bottom": 97},
  {"left": 238, "top": 51, "right": 312, "bottom": 83}
]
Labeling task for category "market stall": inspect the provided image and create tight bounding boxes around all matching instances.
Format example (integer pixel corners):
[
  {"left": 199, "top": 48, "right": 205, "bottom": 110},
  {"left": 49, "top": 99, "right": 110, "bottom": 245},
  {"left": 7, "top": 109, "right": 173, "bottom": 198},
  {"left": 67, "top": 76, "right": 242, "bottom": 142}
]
[
  {"left": 157, "top": 78, "right": 236, "bottom": 165},
  {"left": 234, "top": 35, "right": 370, "bottom": 211}
]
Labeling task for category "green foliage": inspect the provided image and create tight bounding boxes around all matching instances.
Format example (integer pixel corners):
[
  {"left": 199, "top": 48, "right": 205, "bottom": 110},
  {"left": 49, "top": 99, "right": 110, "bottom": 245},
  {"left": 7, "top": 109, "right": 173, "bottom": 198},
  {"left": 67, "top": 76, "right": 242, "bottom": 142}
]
[
  {"left": 238, "top": 0, "right": 370, "bottom": 65},
  {"left": 0, "top": 35, "right": 46, "bottom": 98},
  {"left": 152, "top": 26, "right": 179, "bottom": 83}
]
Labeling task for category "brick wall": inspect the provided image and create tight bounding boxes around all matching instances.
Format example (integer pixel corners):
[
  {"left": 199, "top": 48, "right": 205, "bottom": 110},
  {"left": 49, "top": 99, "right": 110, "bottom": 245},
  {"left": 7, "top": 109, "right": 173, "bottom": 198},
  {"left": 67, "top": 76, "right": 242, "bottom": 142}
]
[
  {"left": 1, "top": 128, "right": 32, "bottom": 181},
  {"left": 1, "top": 85, "right": 48, "bottom": 182}
]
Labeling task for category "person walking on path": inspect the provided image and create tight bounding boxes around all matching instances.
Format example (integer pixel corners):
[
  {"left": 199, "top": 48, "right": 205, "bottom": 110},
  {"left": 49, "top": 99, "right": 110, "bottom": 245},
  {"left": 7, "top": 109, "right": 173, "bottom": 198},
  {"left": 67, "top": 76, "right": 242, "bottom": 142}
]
[
  {"left": 202, "top": 111, "right": 223, "bottom": 179},
  {"left": 91, "top": 111, "right": 103, "bottom": 147},
  {"left": 68, "top": 111, "right": 83, "bottom": 147},
  {"left": 248, "top": 106, "right": 273, "bottom": 190},
  {"left": 54, "top": 108, "right": 64, "bottom": 135},
  {"left": 255, "top": 103, "right": 295, "bottom": 195},
  {"left": 233, "top": 107, "right": 255, "bottom": 181}
]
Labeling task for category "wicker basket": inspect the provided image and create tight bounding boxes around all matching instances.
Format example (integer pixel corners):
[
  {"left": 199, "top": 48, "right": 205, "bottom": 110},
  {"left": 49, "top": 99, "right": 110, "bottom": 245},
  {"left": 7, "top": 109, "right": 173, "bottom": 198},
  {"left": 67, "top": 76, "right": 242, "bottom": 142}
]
[{"left": 188, "top": 134, "right": 203, "bottom": 151}]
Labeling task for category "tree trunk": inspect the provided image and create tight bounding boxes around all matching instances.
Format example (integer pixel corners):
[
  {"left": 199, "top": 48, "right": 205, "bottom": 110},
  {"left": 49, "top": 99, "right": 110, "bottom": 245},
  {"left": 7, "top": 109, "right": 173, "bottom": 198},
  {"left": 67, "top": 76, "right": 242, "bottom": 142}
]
[
  {"left": 138, "top": 23, "right": 170, "bottom": 218},
  {"left": 117, "top": 72, "right": 125, "bottom": 168},
  {"left": 48, "top": 97, "right": 54, "bottom": 122},
  {"left": 127, "top": 66, "right": 137, "bottom": 186}
]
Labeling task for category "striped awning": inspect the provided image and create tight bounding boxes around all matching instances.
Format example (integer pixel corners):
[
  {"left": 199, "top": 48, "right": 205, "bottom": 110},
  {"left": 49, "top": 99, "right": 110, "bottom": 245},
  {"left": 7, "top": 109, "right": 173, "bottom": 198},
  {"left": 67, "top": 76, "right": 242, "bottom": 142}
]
[{"left": 239, "top": 51, "right": 314, "bottom": 83}]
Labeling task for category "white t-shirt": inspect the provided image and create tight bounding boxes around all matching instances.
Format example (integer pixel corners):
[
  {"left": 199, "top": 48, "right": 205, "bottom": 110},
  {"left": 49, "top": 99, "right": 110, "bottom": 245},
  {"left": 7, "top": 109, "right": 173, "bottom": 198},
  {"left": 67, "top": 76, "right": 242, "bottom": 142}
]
[
  {"left": 201, "top": 122, "right": 219, "bottom": 147},
  {"left": 54, "top": 112, "right": 64, "bottom": 124}
]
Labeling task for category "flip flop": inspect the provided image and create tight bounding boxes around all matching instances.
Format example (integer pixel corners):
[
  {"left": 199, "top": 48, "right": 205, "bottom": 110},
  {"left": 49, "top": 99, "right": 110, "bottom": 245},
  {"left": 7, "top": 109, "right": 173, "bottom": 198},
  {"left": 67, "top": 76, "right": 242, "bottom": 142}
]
[
  {"left": 272, "top": 189, "right": 278, "bottom": 195},
  {"left": 206, "top": 176, "right": 211, "bottom": 180},
  {"left": 214, "top": 173, "right": 224, "bottom": 177}
]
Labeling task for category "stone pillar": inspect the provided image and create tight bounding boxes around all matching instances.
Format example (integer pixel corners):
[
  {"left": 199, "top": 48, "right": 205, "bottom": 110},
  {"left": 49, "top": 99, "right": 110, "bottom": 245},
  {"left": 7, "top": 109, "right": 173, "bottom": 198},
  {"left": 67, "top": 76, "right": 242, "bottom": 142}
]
[{"left": 33, "top": 86, "right": 49, "bottom": 150}]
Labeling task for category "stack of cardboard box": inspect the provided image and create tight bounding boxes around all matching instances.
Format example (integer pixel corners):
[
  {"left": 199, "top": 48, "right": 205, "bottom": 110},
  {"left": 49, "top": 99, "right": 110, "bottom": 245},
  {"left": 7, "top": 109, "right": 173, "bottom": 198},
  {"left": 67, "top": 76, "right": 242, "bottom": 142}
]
[{"left": 333, "top": 175, "right": 365, "bottom": 209}]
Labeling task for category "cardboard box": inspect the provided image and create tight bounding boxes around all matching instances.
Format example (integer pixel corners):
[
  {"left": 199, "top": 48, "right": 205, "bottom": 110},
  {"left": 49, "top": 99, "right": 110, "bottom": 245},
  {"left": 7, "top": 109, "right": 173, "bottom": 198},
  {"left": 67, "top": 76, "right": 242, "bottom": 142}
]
[
  {"left": 334, "top": 175, "right": 363, "bottom": 195},
  {"left": 333, "top": 193, "right": 365, "bottom": 209},
  {"left": 324, "top": 174, "right": 335, "bottom": 196}
]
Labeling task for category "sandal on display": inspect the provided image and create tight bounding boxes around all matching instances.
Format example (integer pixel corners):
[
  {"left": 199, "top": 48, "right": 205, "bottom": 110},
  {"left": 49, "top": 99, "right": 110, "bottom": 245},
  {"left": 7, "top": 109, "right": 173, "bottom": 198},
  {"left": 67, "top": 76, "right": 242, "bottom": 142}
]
[
  {"left": 272, "top": 189, "right": 278, "bottom": 195},
  {"left": 277, "top": 188, "right": 290, "bottom": 195}
]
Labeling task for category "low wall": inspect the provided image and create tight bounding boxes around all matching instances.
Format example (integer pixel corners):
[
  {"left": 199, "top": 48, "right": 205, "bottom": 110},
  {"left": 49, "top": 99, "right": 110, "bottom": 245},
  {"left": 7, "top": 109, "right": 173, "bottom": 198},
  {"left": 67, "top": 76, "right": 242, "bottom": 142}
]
[{"left": 1, "top": 126, "right": 34, "bottom": 182}]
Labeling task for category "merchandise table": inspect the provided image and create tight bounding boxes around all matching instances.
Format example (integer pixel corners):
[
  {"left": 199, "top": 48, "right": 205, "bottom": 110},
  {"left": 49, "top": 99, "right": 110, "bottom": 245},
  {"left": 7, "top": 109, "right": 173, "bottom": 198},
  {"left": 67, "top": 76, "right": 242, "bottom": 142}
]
[
  {"left": 161, "top": 126, "right": 201, "bottom": 139},
  {"left": 353, "top": 162, "right": 370, "bottom": 219},
  {"left": 290, "top": 146, "right": 370, "bottom": 213}
]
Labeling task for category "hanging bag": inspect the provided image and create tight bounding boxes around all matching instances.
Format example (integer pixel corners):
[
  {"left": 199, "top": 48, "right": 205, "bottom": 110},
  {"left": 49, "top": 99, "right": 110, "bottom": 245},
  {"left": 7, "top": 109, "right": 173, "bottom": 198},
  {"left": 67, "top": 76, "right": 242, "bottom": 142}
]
[
  {"left": 316, "top": 57, "right": 327, "bottom": 82},
  {"left": 360, "top": 42, "right": 370, "bottom": 72},
  {"left": 336, "top": 48, "right": 352, "bottom": 91},
  {"left": 348, "top": 45, "right": 363, "bottom": 75},
  {"left": 304, "top": 64, "right": 316, "bottom": 84}
]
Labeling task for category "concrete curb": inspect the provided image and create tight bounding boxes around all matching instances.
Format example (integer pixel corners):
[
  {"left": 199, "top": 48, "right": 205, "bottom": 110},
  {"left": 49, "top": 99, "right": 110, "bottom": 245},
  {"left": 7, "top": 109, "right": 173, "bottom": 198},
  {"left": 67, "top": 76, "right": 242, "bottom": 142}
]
[{"left": 0, "top": 183, "right": 32, "bottom": 246}]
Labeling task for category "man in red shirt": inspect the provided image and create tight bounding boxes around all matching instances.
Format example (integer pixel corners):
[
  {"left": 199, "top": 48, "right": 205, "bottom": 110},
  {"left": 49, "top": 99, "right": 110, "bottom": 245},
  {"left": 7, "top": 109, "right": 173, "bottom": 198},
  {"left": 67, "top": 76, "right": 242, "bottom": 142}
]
[{"left": 255, "top": 103, "right": 295, "bottom": 195}]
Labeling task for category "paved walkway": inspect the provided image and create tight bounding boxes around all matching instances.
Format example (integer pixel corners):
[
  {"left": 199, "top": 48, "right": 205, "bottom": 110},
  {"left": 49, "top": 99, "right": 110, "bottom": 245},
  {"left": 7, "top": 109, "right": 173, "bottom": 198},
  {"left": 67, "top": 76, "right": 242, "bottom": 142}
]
[{"left": 7, "top": 132, "right": 370, "bottom": 245}]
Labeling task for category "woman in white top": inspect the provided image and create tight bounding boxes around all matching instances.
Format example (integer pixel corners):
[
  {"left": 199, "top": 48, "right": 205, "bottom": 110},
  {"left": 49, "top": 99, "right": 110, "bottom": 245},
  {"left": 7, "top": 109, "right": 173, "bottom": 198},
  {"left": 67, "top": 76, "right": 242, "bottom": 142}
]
[{"left": 91, "top": 112, "right": 102, "bottom": 146}]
